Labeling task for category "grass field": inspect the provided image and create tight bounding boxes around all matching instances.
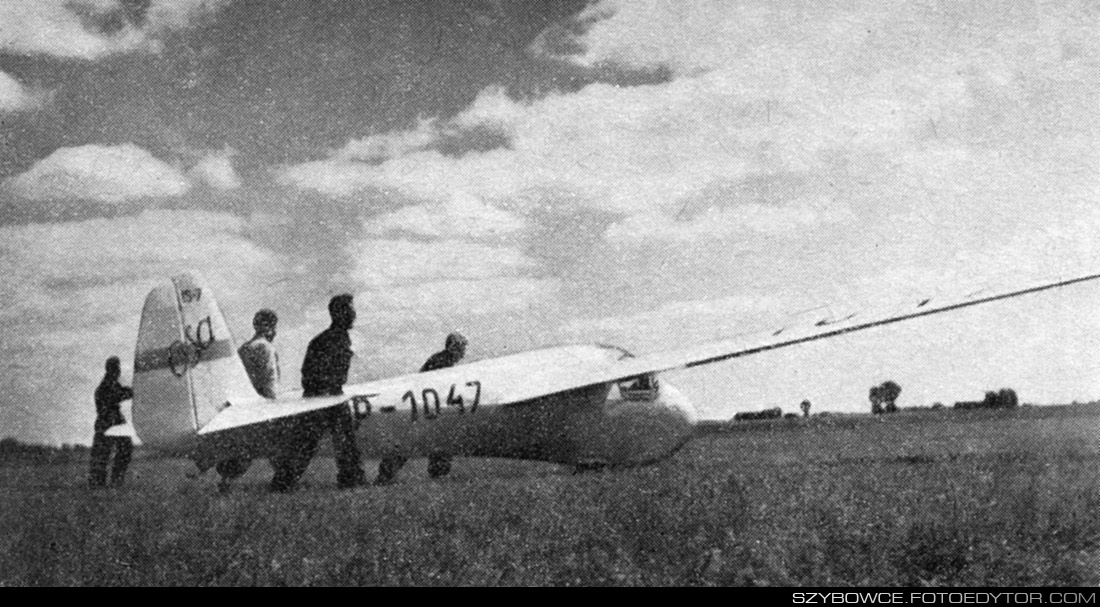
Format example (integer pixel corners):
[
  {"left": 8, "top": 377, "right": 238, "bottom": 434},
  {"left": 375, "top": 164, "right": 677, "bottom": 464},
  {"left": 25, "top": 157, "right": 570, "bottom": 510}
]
[{"left": 2, "top": 405, "right": 1099, "bottom": 586}]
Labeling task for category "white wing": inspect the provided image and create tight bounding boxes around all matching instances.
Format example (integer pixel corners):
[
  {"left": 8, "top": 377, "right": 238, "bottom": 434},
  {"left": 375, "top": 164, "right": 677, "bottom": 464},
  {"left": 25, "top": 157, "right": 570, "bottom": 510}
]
[
  {"left": 195, "top": 270, "right": 1100, "bottom": 439},
  {"left": 586, "top": 270, "right": 1100, "bottom": 384}
]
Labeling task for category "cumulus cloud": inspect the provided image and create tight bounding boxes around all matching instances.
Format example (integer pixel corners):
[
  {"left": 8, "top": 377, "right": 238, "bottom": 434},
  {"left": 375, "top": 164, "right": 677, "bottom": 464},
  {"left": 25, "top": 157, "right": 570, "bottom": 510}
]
[
  {"left": 337, "top": 118, "right": 443, "bottom": 164},
  {"left": 338, "top": 236, "right": 562, "bottom": 378},
  {"left": 0, "top": 210, "right": 275, "bottom": 444},
  {"left": 363, "top": 191, "right": 526, "bottom": 240},
  {"left": 0, "top": 210, "right": 271, "bottom": 317},
  {"left": 278, "top": 44, "right": 973, "bottom": 225},
  {"left": 604, "top": 198, "right": 857, "bottom": 243},
  {"left": 530, "top": 0, "right": 751, "bottom": 74},
  {"left": 350, "top": 239, "right": 537, "bottom": 289},
  {"left": 281, "top": 82, "right": 754, "bottom": 212},
  {"left": 0, "top": 0, "right": 230, "bottom": 60},
  {"left": 561, "top": 292, "right": 794, "bottom": 350},
  {"left": 188, "top": 148, "right": 242, "bottom": 191},
  {"left": 281, "top": 0, "right": 1095, "bottom": 253},
  {"left": 4, "top": 143, "right": 190, "bottom": 204},
  {"left": 0, "top": 71, "right": 45, "bottom": 113}
]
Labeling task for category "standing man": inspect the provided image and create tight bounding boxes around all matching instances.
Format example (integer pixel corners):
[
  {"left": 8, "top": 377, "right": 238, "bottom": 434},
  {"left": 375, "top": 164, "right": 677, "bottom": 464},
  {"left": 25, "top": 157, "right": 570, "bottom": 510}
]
[
  {"left": 269, "top": 294, "right": 367, "bottom": 492},
  {"left": 375, "top": 332, "right": 467, "bottom": 485},
  {"left": 89, "top": 356, "right": 134, "bottom": 488},
  {"left": 238, "top": 308, "right": 280, "bottom": 399},
  {"left": 214, "top": 309, "right": 281, "bottom": 491}
]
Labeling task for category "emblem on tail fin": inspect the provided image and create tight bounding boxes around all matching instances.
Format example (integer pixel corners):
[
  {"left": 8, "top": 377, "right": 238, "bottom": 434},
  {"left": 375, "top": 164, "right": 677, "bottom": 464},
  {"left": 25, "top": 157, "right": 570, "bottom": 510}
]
[{"left": 167, "top": 316, "right": 216, "bottom": 377}]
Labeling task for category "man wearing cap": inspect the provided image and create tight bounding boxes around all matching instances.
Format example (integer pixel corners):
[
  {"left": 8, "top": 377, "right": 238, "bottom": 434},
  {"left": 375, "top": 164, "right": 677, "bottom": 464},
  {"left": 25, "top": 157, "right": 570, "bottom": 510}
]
[
  {"left": 269, "top": 294, "right": 367, "bottom": 492},
  {"left": 375, "top": 332, "right": 468, "bottom": 485},
  {"left": 238, "top": 309, "right": 281, "bottom": 399},
  {"left": 89, "top": 356, "right": 134, "bottom": 488}
]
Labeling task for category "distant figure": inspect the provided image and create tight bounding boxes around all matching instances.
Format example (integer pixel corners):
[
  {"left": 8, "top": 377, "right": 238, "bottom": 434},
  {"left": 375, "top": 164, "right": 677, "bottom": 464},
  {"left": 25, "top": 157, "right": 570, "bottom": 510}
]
[
  {"left": 800, "top": 399, "right": 811, "bottom": 418},
  {"left": 238, "top": 308, "right": 280, "bottom": 399},
  {"left": 89, "top": 356, "right": 134, "bottom": 488},
  {"left": 375, "top": 332, "right": 468, "bottom": 485},
  {"left": 268, "top": 294, "right": 367, "bottom": 492},
  {"left": 421, "top": 332, "right": 468, "bottom": 373}
]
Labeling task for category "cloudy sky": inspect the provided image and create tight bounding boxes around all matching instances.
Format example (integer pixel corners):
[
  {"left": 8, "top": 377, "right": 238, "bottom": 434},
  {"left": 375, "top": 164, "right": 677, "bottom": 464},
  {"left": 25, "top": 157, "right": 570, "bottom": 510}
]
[{"left": 1, "top": 0, "right": 1097, "bottom": 445}]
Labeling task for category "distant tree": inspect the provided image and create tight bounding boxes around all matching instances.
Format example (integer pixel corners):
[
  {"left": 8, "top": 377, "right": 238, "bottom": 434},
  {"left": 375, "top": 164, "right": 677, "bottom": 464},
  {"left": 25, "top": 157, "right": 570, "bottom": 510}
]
[
  {"left": 998, "top": 388, "right": 1019, "bottom": 409},
  {"left": 800, "top": 399, "right": 812, "bottom": 418},
  {"left": 881, "top": 381, "right": 901, "bottom": 413},
  {"left": 869, "top": 385, "right": 884, "bottom": 415},
  {"left": 983, "top": 391, "right": 999, "bottom": 409},
  {"left": 870, "top": 381, "right": 901, "bottom": 414},
  {"left": 0, "top": 437, "right": 59, "bottom": 462},
  {"left": 931, "top": 402, "right": 945, "bottom": 410}
]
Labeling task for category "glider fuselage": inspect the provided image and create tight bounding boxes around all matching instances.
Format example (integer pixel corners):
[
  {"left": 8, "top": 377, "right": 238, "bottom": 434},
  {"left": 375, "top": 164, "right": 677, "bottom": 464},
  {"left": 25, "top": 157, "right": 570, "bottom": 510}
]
[{"left": 185, "top": 344, "right": 699, "bottom": 471}]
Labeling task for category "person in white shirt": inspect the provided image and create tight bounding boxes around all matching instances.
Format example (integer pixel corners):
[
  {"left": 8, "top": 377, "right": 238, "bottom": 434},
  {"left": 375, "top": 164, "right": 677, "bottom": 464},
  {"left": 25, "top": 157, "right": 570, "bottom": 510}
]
[
  {"left": 214, "top": 309, "right": 281, "bottom": 491},
  {"left": 238, "top": 308, "right": 280, "bottom": 399}
]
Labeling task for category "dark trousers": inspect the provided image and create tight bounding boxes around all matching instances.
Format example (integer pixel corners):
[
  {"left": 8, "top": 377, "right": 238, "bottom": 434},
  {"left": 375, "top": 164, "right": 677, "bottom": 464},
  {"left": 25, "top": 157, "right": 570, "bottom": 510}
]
[
  {"left": 269, "top": 407, "right": 364, "bottom": 491},
  {"left": 89, "top": 432, "right": 132, "bottom": 487}
]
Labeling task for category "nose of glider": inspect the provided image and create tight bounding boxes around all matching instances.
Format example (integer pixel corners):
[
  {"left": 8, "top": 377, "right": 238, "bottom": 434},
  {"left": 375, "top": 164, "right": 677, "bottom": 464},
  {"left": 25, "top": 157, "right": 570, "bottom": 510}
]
[
  {"left": 617, "top": 379, "right": 698, "bottom": 466},
  {"left": 657, "top": 380, "right": 698, "bottom": 450}
]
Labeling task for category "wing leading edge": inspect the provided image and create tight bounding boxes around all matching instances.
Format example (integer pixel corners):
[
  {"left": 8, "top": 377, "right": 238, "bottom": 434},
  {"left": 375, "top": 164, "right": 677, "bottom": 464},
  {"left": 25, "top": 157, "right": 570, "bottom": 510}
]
[
  {"left": 196, "top": 271, "right": 1100, "bottom": 438},
  {"left": 593, "top": 270, "right": 1100, "bottom": 385}
]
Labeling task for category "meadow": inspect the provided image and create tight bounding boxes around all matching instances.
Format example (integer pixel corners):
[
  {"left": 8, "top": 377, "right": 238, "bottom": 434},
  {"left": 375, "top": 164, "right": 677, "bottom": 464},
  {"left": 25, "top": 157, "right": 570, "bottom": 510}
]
[{"left": 2, "top": 405, "right": 1099, "bottom": 586}]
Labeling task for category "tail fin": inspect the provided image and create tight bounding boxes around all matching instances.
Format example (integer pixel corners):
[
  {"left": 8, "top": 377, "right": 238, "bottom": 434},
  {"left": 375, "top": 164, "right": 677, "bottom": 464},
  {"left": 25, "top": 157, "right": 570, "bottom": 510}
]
[{"left": 132, "top": 273, "right": 255, "bottom": 451}]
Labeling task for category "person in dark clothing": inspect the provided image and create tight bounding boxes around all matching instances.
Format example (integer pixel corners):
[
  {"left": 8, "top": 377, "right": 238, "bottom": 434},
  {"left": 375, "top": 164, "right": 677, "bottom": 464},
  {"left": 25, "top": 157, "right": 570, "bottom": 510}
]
[
  {"left": 420, "top": 332, "right": 468, "bottom": 373},
  {"left": 89, "top": 356, "right": 134, "bottom": 488},
  {"left": 375, "top": 332, "right": 467, "bottom": 485},
  {"left": 268, "top": 294, "right": 367, "bottom": 492}
]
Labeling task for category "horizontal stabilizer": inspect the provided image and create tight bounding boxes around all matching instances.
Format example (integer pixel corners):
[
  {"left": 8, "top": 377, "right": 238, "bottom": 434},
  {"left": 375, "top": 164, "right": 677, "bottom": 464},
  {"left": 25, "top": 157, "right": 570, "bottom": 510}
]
[{"left": 103, "top": 423, "right": 137, "bottom": 439}]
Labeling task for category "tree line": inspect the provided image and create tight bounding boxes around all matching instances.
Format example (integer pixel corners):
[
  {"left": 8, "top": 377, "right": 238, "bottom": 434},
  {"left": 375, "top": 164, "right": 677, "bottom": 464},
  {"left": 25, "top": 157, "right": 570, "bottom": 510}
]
[
  {"left": 954, "top": 388, "right": 1019, "bottom": 410},
  {"left": 0, "top": 437, "right": 89, "bottom": 464}
]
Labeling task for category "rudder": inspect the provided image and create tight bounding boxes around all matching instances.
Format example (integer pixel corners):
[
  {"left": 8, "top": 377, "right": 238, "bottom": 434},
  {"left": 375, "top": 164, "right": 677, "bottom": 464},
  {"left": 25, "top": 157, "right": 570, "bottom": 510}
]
[{"left": 132, "top": 273, "right": 255, "bottom": 452}]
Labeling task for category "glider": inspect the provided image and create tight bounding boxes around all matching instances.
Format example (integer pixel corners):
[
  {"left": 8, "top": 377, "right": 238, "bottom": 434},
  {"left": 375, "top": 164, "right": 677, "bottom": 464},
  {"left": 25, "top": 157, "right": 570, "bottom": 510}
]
[{"left": 116, "top": 271, "right": 1100, "bottom": 484}]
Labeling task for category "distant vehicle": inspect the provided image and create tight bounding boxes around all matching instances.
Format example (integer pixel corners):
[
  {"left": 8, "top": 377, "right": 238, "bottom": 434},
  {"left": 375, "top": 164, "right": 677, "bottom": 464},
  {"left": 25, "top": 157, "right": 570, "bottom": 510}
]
[{"left": 112, "top": 271, "right": 1100, "bottom": 485}]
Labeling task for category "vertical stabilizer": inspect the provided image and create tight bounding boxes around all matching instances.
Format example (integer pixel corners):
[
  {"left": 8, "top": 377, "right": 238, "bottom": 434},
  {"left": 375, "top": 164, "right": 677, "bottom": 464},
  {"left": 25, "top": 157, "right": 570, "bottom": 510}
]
[{"left": 132, "top": 273, "right": 254, "bottom": 451}]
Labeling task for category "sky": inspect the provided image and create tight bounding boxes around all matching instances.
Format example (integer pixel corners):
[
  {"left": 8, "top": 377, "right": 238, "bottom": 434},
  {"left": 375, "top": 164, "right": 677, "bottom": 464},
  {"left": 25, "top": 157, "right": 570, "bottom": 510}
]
[{"left": 0, "top": 0, "right": 1097, "bottom": 445}]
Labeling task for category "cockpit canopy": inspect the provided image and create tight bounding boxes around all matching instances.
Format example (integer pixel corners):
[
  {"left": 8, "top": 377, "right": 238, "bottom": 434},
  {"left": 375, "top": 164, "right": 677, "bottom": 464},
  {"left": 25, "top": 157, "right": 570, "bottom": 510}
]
[
  {"left": 596, "top": 343, "right": 660, "bottom": 401},
  {"left": 616, "top": 374, "right": 660, "bottom": 401}
]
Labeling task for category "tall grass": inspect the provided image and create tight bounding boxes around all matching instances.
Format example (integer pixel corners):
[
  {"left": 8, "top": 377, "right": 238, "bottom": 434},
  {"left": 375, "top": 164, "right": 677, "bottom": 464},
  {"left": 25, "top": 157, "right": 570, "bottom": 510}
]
[{"left": 2, "top": 408, "right": 1098, "bottom": 586}]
